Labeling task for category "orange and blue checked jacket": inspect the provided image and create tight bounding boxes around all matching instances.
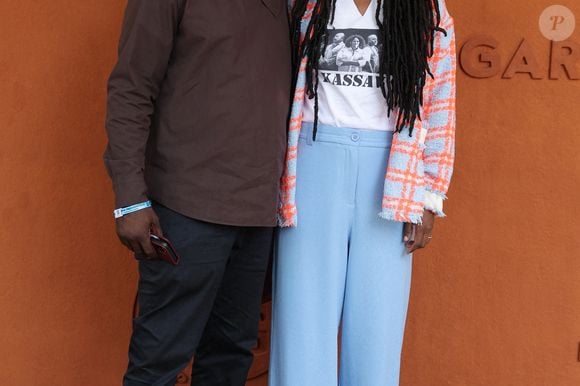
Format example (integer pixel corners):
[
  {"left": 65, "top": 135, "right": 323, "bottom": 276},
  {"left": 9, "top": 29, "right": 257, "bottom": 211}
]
[{"left": 278, "top": 0, "right": 457, "bottom": 226}]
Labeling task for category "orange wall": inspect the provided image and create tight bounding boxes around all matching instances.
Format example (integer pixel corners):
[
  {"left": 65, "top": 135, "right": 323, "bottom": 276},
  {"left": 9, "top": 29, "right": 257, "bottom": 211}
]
[{"left": 0, "top": 1, "right": 579, "bottom": 385}]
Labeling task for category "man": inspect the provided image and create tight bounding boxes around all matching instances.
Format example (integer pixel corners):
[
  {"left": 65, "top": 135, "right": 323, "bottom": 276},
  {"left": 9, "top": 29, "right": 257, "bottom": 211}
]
[
  {"left": 319, "top": 32, "right": 345, "bottom": 70},
  {"left": 103, "top": 1, "right": 291, "bottom": 385},
  {"left": 364, "top": 34, "right": 380, "bottom": 73}
]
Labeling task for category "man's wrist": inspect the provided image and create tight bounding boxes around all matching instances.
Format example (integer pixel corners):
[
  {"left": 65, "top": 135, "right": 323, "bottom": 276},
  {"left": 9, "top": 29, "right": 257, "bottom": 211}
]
[{"left": 114, "top": 200, "right": 152, "bottom": 219}]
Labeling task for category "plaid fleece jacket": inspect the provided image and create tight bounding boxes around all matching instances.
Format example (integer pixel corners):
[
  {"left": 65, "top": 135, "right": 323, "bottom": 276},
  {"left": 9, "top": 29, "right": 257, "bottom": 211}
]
[{"left": 278, "top": 0, "right": 457, "bottom": 226}]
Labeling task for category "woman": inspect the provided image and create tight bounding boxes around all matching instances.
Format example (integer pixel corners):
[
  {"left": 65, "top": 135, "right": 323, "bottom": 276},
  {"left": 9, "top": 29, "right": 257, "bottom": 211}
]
[
  {"left": 270, "top": 0, "right": 457, "bottom": 385},
  {"left": 336, "top": 35, "right": 367, "bottom": 72}
]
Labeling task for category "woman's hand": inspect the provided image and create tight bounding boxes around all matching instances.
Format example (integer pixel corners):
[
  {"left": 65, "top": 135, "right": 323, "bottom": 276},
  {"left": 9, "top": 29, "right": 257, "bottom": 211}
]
[{"left": 403, "top": 210, "right": 435, "bottom": 253}]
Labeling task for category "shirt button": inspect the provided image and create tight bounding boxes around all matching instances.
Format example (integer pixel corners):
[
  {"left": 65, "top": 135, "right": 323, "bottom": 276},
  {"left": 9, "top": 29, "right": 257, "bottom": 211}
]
[{"left": 351, "top": 133, "right": 360, "bottom": 142}]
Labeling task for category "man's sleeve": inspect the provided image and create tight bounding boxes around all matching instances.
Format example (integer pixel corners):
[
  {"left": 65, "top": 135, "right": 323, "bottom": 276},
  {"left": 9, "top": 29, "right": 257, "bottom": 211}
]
[
  {"left": 422, "top": 0, "right": 457, "bottom": 216},
  {"left": 336, "top": 49, "right": 347, "bottom": 67},
  {"left": 104, "top": 0, "right": 184, "bottom": 208}
]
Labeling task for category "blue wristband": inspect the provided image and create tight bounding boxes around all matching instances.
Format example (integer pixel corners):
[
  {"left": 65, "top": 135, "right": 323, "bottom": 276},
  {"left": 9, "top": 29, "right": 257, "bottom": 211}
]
[{"left": 113, "top": 201, "right": 152, "bottom": 219}]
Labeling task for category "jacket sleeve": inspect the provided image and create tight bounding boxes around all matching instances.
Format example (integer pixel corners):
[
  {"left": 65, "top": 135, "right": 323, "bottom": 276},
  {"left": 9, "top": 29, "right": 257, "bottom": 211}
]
[
  {"left": 421, "top": 0, "right": 457, "bottom": 216},
  {"left": 104, "top": 0, "right": 185, "bottom": 208}
]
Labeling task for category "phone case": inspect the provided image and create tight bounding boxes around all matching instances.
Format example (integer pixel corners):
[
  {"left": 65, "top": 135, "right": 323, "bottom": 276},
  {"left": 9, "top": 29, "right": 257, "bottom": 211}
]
[{"left": 150, "top": 234, "right": 180, "bottom": 266}]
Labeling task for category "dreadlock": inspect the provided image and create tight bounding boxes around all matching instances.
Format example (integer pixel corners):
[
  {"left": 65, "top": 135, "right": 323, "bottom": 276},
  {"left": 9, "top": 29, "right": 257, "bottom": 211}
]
[{"left": 290, "top": 0, "right": 446, "bottom": 139}]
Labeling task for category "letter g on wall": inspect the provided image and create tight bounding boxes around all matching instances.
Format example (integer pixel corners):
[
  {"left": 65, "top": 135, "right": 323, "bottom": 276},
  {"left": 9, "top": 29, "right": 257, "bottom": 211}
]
[{"left": 459, "top": 35, "right": 502, "bottom": 79}]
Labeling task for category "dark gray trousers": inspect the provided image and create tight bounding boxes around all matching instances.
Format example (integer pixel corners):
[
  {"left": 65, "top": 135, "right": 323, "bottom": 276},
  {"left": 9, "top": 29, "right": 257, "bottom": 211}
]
[{"left": 123, "top": 202, "right": 273, "bottom": 386}]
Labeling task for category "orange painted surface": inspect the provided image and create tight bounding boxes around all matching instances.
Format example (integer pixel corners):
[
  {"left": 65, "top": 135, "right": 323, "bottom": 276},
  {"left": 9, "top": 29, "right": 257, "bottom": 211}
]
[{"left": 0, "top": 1, "right": 579, "bottom": 385}]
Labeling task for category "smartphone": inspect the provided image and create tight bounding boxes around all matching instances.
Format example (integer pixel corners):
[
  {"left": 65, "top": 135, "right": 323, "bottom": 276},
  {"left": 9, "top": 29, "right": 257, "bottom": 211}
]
[{"left": 149, "top": 234, "right": 180, "bottom": 266}]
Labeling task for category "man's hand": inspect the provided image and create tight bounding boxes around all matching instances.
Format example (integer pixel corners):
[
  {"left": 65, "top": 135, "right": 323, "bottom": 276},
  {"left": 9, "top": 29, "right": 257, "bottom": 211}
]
[
  {"left": 115, "top": 207, "right": 163, "bottom": 259},
  {"left": 403, "top": 210, "right": 435, "bottom": 253}
]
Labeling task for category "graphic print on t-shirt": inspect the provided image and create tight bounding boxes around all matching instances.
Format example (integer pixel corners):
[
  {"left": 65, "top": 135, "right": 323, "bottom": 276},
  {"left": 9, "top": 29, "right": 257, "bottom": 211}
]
[
  {"left": 318, "top": 28, "right": 383, "bottom": 88},
  {"left": 303, "top": 0, "right": 396, "bottom": 132}
]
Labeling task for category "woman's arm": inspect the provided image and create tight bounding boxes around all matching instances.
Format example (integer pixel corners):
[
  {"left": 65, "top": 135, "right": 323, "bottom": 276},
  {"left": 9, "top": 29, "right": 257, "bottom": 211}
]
[{"left": 421, "top": 0, "right": 457, "bottom": 217}]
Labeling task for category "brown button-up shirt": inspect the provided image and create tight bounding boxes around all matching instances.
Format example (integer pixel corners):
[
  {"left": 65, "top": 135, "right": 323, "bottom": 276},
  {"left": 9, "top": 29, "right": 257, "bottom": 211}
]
[{"left": 104, "top": 0, "right": 291, "bottom": 226}]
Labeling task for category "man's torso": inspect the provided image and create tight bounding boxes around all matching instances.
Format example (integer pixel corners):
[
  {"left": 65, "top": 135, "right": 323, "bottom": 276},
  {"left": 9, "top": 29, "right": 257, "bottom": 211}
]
[{"left": 145, "top": 0, "right": 292, "bottom": 226}]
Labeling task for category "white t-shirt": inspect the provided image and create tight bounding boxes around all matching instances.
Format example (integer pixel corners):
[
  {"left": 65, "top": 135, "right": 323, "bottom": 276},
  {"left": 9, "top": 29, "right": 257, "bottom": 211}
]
[{"left": 303, "top": 0, "right": 396, "bottom": 131}]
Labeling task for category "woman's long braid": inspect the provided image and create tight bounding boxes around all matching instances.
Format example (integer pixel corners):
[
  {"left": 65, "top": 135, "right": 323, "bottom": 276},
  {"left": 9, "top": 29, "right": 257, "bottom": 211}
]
[{"left": 291, "top": 0, "right": 446, "bottom": 137}]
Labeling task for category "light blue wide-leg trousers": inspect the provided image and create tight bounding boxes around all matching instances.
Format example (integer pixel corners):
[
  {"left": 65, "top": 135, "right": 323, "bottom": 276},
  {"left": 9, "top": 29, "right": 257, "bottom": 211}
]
[{"left": 269, "top": 122, "right": 413, "bottom": 386}]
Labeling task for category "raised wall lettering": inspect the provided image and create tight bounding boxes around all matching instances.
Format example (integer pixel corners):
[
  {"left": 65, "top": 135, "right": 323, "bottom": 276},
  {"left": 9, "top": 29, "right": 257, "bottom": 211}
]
[
  {"left": 550, "top": 40, "right": 580, "bottom": 80},
  {"left": 503, "top": 39, "right": 544, "bottom": 79},
  {"left": 459, "top": 35, "right": 502, "bottom": 79}
]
